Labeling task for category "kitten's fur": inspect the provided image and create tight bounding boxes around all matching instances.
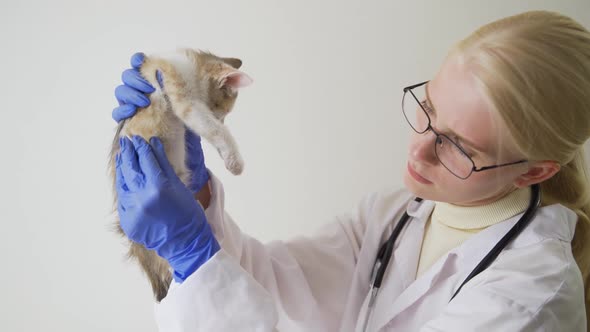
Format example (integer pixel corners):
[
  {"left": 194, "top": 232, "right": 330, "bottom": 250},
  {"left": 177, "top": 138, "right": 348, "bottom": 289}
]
[{"left": 108, "top": 48, "right": 252, "bottom": 302}]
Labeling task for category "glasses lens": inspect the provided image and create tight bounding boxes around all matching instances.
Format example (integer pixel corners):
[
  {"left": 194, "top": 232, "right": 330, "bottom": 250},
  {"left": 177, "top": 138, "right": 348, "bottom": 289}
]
[
  {"left": 434, "top": 135, "right": 474, "bottom": 179},
  {"left": 402, "top": 85, "right": 429, "bottom": 133}
]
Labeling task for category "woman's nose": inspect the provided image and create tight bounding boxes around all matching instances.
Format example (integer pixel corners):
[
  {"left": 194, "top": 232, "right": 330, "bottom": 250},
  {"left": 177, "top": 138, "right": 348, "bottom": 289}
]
[{"left": 410, "top": 131, "right": 438, "bottom": 165}]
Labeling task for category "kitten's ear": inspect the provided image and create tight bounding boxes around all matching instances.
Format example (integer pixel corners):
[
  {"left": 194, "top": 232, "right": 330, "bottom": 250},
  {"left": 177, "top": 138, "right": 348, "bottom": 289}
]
[
  {"left": 222, "top": 57, "right": 242, "bottom": 69},
  {"left": 220, "top": 71, "right": 253, "bottom": 90}
]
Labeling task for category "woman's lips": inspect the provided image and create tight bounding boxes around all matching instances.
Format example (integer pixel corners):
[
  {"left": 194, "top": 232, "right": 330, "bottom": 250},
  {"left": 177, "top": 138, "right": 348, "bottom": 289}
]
[{"left": 407, "top": 162, "right": 432, "bottom": 184}]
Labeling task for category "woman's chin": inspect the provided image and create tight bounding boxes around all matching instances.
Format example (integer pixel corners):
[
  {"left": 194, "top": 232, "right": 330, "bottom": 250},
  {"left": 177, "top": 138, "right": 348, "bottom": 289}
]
[
  {"left": 403, "top": 172, "right": 420, "bottom": 194},
  {"left": 403, "top": 171, "right": 434, "bottom": 199}
]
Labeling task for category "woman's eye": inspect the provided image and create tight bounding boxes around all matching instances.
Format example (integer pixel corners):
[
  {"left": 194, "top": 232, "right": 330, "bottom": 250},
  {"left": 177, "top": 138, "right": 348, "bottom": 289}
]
[
  {"left": 453, "top": 143, "right": 469, "bottom": 157},
  {"left": 420, "top": 101, "right": 434, "bottom": 114},
  {"left": 453, "top": 137, "right": 475, "bottom": 158}
]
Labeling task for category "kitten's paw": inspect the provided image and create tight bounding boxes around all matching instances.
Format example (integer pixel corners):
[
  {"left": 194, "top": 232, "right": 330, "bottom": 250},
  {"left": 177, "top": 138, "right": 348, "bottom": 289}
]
[{"left": 225, "top": 154, "right": 244, "bottom": 175}]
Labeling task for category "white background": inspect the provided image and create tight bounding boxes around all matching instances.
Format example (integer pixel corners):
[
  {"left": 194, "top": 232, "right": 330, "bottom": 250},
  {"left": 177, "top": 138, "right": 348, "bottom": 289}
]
[{"left": 2, "top": 0, "right": 589, "bottom": 331}]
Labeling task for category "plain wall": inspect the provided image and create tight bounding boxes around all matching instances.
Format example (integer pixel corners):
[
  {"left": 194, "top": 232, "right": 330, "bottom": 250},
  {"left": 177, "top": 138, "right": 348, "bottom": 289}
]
[{"left": 2, "top": 0, "right": 589, "bottom": 331}]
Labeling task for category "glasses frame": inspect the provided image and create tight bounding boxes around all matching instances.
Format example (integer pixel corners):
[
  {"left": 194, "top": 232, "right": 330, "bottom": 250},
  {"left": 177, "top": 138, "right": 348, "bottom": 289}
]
[{"left": 402, "top": 80, "right": 528, "bottom": 179}]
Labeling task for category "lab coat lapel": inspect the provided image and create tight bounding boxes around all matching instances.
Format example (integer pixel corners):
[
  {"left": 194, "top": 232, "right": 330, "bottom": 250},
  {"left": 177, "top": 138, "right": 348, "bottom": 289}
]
[
  {"left": 377, "top": 250, "right": 460, "bottom": 330},
  {"left": 372, "top": 201, "right": 523, "bottom": 331},
  {"left": 369, "top": 199, "right": 434, "bottom": 331},
  {"left": 394, "top": 199, "right": 436, "bottom": 288}
]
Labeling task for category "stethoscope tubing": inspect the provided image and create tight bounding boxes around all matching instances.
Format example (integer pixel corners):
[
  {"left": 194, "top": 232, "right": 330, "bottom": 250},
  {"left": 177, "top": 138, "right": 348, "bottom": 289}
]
[
  {"left": 449, "top": 183, "right": 541, "bottom": 301},
  {"left": 368, "top": 183, "right": 541, "bottom": 311}
]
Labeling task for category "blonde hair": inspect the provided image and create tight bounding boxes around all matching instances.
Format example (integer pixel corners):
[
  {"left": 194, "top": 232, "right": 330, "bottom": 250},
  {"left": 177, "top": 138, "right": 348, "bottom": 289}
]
[{"left": 451, "top": 10, "right": 590, "bottom": 324}]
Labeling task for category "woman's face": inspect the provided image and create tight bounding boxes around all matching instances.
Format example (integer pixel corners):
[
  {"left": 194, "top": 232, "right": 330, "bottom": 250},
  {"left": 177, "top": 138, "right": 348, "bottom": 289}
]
[{"left": 403, "top": 56, "right": 529, "bottom": 206}]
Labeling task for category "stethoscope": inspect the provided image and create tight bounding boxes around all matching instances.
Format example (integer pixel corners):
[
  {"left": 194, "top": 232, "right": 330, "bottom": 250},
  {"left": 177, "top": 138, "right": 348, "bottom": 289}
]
[{"left": 361, "top": 183, "right": 541, "bottom": 331}]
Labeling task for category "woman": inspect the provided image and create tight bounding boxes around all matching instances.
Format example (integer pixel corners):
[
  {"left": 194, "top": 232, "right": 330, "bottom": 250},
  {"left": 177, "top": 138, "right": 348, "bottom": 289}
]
[{"left": 113, "top": 10, "right": 590, "bottom": 331}]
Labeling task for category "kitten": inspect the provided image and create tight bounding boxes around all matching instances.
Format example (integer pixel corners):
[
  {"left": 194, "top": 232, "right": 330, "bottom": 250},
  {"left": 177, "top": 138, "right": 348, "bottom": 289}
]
[{"left": 108, "top": 48, "right": 252, "bottom": 302}]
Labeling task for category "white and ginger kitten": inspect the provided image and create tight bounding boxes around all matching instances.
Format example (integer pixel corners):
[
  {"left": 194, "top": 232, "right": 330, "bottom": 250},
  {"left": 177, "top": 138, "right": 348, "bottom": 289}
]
[{"left": 108, "top": 48, "right": 252, "bottom": 302}]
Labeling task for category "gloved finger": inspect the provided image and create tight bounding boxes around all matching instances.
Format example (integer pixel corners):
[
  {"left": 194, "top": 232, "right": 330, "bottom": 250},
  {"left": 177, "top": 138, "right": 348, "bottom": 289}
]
[
  {"left": 119, "top": 136, "right": 144, "bottom": 191},
  {"left": 130, "top": 52, "right": 146, "bottom": 69},
  {"left": 115, "top": 85, "right": 150, "bottom": 108},
  {"left": 115, "top": 153, "right": 130, "bottom": 192},
  {"left": 132, "top": 135, "right": 164, "bottom": 183},
  {"left": 185, "top": 126, "right": 203, "bottom": 144},
  {"left": 149, "top": 136, "right": 178, "bottom": 180},
  {"left": 112, "top": 104, "right": 137, "bottom": 122},
  {"left": 185, "top": 127, "right": 206, "bottom": 168},
  {"left": 122, "top": 68, "right": 155, "bottom": 93},
  {"left": 156, "top": 70, "right": 165, "bottom": 89}
]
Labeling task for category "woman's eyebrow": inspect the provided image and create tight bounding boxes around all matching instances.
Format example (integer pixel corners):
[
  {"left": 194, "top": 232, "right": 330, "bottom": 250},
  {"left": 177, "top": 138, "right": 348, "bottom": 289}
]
[{"left": 425, "top": 83, "right": 487, "bottom": 153}]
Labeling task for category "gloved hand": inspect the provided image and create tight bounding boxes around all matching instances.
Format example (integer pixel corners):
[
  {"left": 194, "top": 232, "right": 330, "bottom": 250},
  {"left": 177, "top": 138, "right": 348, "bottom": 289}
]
[
  {"left": 113, "top": 52, "right": 210, "bottom": 193},
  {"left": 115, "top": 135, "right": 220, "bottom": 282}
]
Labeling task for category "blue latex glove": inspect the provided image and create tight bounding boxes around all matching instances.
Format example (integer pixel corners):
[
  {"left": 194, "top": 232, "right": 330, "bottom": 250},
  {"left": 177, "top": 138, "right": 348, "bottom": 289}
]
[
  {"left": 113, "top": 52, "right": 210, "bottom": 193},
  {"left": 115, "top": 135, "right": 220, "bottom": 282}
]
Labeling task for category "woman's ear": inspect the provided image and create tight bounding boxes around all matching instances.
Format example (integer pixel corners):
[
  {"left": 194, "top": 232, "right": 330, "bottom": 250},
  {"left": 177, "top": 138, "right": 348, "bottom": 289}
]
[{"left": 513, "top": 160, "right": 561, "bottom": 188}]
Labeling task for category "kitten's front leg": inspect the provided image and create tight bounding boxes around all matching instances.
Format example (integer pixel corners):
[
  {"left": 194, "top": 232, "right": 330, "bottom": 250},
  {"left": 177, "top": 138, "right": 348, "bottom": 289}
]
[
  {"left": 222, "top": 145, "right": 244, "bottom": 175},
  {"left": 181, "top": 107, "right": 244, "bottom": 175}
]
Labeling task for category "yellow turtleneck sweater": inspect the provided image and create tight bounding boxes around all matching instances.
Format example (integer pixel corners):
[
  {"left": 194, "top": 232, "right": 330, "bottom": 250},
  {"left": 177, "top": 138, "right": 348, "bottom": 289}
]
[{"left": 415, "top": 187, "right": 532, "bottom": 278}]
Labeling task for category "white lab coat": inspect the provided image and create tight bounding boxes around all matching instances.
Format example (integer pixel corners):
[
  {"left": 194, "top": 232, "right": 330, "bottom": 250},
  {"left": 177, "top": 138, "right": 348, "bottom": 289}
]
[{"left": 154, "top": 171, "right": 586, "bottom": 331}]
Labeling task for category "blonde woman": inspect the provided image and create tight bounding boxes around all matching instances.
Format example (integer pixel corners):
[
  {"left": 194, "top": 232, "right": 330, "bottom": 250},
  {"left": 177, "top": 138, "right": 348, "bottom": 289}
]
[{"left": 112, "top": 10, "right": 589, "bottom": 331}]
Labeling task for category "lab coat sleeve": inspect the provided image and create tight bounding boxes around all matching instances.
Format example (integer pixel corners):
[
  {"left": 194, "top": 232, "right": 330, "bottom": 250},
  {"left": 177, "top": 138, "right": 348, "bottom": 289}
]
[
  {"left": 155, "top": 249, "right": 279, "bottom": 332},
  {"left": 196, "top": 170, "right": 376, "bottom": 331}
]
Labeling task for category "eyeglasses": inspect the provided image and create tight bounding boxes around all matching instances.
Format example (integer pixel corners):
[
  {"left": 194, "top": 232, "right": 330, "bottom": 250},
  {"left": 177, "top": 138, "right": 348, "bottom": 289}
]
[{"left": 402, "top": 80, "right": 528, "bottom": 179}]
